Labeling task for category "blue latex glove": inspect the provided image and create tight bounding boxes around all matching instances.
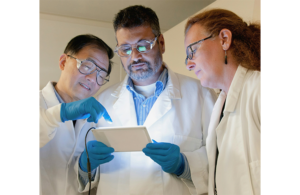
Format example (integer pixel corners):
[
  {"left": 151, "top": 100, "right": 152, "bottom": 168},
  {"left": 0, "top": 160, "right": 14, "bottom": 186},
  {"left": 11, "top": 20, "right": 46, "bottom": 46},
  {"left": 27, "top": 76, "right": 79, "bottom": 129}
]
[
  {"left": 142, "top": 142, "right": 185, "bottom": 175},
  {"left": 60, "top": 97, "right": 112, "bottom": 123},
  {"left": 79, "top": 140, "right": 114, "bottom": 172}
]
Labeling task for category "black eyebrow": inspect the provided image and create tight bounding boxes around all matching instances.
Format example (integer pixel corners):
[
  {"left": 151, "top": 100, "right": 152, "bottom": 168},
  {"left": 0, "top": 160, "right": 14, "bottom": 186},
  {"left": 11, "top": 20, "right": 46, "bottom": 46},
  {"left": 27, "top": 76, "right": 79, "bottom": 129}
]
[
  {"left": 120, "top": 38, "right": 151, "bottom": 46},
  {"left": 86, "top": 58, "right": 108, "bottom": 72}
]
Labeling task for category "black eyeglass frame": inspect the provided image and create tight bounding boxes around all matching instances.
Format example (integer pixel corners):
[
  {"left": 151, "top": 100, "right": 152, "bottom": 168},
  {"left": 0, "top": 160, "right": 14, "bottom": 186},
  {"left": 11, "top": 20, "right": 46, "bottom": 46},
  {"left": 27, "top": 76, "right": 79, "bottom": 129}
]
[
  {"left": 185, "top": 35, "right": 213, "bottom": 65},
  {"left": 67, "top": 55, "right": 110, "bottom": 86}
]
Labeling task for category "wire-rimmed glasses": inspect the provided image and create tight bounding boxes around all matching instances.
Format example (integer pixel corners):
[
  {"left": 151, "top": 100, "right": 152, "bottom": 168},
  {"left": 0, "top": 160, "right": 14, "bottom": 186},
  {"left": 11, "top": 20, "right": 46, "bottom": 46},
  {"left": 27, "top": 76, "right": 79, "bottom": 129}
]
[
  {"left": 185, "top": 35, "right": 212, "bottom": 65},
  {"left": 67, "top": 55, "right": 109, "bottom": 86},
  {"left": 114, "top": 36, "right": 158, "bottom": 57}
]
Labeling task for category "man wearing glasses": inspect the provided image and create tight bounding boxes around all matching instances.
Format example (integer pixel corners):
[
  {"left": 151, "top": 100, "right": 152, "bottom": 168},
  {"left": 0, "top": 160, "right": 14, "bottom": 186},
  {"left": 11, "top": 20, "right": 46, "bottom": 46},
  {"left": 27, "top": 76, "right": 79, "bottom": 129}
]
[
  {"left": 40, "top": 34, "right": 114, "bottom": 195},
  {"left": 77, "top": 6, "right": 217, "bottom": 195}
]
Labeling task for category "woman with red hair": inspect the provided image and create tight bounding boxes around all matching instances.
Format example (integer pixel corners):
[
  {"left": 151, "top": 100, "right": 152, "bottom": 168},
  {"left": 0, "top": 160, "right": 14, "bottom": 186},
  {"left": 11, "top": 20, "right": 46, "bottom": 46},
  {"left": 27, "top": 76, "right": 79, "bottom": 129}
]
[{"left": 184, "top": 9, "right": 260, "bottom": 195}]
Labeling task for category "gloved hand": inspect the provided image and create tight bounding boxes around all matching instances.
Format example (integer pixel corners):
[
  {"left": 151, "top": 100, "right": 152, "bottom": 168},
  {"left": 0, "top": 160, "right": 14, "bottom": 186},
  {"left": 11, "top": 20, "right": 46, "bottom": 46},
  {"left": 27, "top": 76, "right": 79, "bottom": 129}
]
[
  {"left": 60, "top": 97, "right": 112, "bottom": 123},
  {"left": 79, "top": 140, "right": 114, "bottom": 172},
  {"left": 142, "top": 142, "right": 185, "bottom": 175}
]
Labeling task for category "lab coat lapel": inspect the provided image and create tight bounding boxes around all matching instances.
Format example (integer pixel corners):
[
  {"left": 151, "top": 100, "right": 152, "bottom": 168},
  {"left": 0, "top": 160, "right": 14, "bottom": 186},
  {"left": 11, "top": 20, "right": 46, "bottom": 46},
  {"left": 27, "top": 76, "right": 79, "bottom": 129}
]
[
  {"left": 143, "top": 88, "right": 171, "bottom": 129},
  {"left": 112, "top": 75, "right": 138, "bottom": 126},
  {"left": 206, "top": 91, "right": 226, "bottom": 194},
  {"left": 143, "top": 67, "right": 181, "bottom": 129}
]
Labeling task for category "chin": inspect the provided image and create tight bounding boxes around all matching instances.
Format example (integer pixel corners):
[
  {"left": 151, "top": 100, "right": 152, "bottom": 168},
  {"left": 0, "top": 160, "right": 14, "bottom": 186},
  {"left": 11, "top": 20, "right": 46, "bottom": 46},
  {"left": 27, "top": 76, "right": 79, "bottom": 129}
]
[
  {"left": 200, "top": 80, "right": 213, "bottom": 89},
  {"left": 75, "top": 93, "right": 90, "bottom": 100}
]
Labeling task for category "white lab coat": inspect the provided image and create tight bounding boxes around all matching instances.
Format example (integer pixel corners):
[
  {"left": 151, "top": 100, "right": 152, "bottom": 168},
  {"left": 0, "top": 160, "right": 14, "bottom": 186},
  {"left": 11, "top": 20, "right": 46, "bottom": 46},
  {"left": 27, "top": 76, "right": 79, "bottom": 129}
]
[
  {"left": 76, "top": 65, "right": 217, "bottom": 195},
  {"left": 206, "top": 65, "right": 260, "bottom": 195},
  {"left": 40, "top": 82, "right": 100, "bottom": 195}
]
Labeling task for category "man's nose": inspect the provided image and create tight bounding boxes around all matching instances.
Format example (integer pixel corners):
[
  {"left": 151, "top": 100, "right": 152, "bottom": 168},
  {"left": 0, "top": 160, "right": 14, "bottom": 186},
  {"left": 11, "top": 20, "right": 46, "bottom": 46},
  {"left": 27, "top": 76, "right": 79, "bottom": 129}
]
[
  {"left": 131, "top": 47, "right": 142, "bottom": 62},
  {"left": 86, "top": 70, "right": 97, "bottom": 83}
]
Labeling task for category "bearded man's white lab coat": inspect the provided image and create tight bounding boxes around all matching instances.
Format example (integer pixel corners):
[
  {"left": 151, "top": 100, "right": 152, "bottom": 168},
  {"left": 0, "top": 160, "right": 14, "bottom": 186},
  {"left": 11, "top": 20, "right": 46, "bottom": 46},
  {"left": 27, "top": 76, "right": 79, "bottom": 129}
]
[
  {"left": 206, "top": 66, "right": 260, "bottom": 195},
  {"left": 76, "top": 66, "right": 217, "bottom": 195},
  {"left": 40, "top": 82, "right": 100, "bottom": 195}
]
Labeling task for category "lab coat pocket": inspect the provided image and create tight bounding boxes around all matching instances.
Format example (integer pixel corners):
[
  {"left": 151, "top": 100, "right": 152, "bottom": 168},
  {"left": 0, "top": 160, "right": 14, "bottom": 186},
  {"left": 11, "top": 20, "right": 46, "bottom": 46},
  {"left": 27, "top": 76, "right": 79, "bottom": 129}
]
[
  {"left": 173, "top": 135, "right": 202, "bottom": 152},
  {"left": 249, "top": 160, "right": 260, "bottom": 195}
]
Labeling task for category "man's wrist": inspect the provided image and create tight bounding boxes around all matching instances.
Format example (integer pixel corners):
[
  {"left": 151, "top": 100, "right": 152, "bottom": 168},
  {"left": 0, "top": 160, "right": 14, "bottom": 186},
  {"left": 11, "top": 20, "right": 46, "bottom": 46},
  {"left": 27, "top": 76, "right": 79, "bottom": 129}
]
[
  {"left": 60, "top": 103, "right": 67, "bottom": 122},
  {"left": 79, "top": 153, "right": 88, "bottom": 172},
  {"left": 174, "top": 153, "right": 185, "bottom": 176}
]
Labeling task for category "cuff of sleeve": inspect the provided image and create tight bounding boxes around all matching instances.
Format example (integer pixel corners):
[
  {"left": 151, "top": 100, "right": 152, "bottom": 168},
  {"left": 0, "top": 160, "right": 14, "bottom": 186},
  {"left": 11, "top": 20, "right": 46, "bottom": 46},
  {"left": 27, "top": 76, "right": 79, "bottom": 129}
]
[
  {"left": 183, "top": 148, "right": 209, "bottom": 195},
  {"left": 78, "top": 165, "right": 97, "bottom": 186},
  {"left": 75, "top": 156, "right": 100, "bottom": 193},
  {"left": 174, "top": 153, "right": 185, "bottom": 175},
  {"left": 176, "top": 153, "right": 192, "bottom": 180}
]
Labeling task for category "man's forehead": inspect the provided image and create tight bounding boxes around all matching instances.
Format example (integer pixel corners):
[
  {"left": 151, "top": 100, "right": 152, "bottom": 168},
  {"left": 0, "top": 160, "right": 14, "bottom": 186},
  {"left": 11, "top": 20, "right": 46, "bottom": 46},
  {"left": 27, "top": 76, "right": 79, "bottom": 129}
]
[
  {"left": 76, "top": 45, "right": 109, "bottom": 68},
  {"left": 116, "top": 26, "right": 154, "bottom": 44}
]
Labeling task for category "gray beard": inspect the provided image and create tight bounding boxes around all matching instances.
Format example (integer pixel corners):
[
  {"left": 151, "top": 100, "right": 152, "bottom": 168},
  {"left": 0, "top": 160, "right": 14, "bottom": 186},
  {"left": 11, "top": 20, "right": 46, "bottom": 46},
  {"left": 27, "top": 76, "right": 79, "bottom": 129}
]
[{"left": 122, "top": 50, "right": 163, "bottom": 81}]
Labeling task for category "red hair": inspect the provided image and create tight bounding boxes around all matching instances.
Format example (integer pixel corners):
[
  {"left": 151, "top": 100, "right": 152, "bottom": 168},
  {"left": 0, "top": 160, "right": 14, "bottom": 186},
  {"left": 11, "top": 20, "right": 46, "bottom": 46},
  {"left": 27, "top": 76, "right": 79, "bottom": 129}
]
[{"left": 185, "top": 9, "right": 260, "bottom": 71}]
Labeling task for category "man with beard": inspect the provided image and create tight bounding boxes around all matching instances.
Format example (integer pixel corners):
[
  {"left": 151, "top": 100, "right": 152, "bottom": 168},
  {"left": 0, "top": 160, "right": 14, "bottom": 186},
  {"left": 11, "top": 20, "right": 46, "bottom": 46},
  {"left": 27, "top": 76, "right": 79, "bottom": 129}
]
[{"left": 76, "top": 5, "right": 217, "bottom": 195}]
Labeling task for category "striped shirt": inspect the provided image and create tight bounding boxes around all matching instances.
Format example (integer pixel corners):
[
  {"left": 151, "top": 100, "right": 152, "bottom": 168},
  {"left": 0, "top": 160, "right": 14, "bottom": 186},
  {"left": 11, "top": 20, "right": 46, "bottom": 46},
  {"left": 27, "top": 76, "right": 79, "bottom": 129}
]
[{"left": 126, "top": 68, "right": 168, "bottom": 125}]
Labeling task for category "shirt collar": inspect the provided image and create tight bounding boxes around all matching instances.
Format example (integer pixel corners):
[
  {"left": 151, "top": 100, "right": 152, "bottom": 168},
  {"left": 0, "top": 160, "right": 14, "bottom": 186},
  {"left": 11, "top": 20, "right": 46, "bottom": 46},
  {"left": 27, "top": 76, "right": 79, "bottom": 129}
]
[
  {"left": 126, "top": 68, "right": 168, "bottom": 97},
  {"left": 51, "top": 82, "right": 65, "bottom": 104}
]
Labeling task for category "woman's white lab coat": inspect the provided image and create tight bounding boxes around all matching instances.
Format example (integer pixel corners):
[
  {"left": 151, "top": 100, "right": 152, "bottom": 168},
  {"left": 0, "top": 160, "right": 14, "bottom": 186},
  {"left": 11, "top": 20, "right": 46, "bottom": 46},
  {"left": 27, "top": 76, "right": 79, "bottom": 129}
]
[
  {"left": 40, "top": 82, "right": 100, "bottom": 195},
  {"left": 76, "top": 66, "right": 217, "bottom": 195},
  {"left": 206, "top": 66, "right": 260, "bottom": 195}
]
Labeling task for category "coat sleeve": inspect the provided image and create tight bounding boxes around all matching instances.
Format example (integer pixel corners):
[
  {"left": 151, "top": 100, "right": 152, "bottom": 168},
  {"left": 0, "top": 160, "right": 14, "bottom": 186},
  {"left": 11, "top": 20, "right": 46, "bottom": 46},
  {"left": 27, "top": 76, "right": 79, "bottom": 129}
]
[
  {"left": 249, "top": 74, "right": 261, "bottom": 195},
  {"left": 182, "top": 88, "right": 217, "bottom": 195},
  {"left": 40, "top": 93, "right": 62, "bottom": 148}
]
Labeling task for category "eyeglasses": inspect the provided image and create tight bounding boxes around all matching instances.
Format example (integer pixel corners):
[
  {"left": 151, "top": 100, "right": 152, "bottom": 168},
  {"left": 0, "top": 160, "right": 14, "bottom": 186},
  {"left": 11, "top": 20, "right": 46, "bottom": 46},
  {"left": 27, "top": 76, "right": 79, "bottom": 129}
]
[
  {"left": 114, "top": 36, "right": 158, "bottom": 57},
  {"left": 67, "top": 55, "right": 109, "bottom": 86},
  {"left": 185, "top": 35, "right": 212, "bottom": 65}
]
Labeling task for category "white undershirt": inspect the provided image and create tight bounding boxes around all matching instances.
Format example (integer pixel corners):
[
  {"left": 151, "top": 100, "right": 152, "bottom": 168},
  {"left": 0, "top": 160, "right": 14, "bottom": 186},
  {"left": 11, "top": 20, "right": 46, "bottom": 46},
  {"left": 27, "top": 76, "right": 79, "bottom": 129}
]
[{"left": 134, "top": 83, "right": 156, "bottom": 98}]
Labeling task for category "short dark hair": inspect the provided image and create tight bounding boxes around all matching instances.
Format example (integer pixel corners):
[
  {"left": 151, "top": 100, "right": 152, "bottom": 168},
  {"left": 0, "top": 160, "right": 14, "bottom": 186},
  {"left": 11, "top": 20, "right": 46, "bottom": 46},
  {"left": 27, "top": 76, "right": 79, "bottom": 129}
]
[
  {"left": 64, "top": 34, "right": 114, "bottom": 76},
  {"left": 113, "top": 5, "right": 161, "bottom": 37}
]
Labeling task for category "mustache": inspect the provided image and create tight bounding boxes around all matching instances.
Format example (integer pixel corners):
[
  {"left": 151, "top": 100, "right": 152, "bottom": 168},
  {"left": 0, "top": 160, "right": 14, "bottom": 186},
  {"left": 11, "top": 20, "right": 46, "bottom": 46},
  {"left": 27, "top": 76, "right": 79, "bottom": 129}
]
[{"left": 129, "top": 60, "right": 150, "bottom": 69}]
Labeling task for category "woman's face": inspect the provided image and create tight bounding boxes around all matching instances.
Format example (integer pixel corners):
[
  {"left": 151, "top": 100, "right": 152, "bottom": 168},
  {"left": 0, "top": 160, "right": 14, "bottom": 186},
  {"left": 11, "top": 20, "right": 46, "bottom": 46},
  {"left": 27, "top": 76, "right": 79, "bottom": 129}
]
[{"left": 184, "top": 23, "right": 225, "bottom": 89}]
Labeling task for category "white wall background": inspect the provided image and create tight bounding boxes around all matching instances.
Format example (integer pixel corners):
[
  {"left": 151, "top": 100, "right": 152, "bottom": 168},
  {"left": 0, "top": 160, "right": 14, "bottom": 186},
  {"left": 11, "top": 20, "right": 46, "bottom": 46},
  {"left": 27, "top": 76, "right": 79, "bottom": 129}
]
[
  {"left": 40, "top": 0, "right": 260, "bottom": 95},
  {"left": 40, "top": 13, "right": 126, "bottom": 96}
]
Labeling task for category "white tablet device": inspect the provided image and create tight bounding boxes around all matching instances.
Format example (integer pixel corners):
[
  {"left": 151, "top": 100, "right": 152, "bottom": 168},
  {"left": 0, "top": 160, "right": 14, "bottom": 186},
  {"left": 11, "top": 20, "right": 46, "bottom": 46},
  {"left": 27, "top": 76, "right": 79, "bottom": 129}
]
[{"left": 91, "top": 126, "right": 152, "bottom": 152}]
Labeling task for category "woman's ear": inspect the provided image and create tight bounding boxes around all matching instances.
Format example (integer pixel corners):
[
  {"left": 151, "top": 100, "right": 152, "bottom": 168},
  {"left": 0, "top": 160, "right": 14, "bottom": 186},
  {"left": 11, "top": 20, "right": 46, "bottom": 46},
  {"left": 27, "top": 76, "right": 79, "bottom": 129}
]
[
  {"left": 219, "top": 29, "right": 232, "bottom": 50},
  {"left": 59, "top": 54, "right": 67, "bottom": 70}
]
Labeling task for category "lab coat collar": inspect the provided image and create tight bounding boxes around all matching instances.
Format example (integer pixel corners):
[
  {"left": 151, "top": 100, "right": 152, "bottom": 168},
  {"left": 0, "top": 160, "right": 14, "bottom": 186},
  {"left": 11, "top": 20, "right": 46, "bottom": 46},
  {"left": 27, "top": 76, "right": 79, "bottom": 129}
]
[
  {"left": 111, "top": 62, "right": 181, "bottom": 100},
  {"left": 225, "top": 65, "right": 248, "bottom": 113},
  {"left": 164, "top": 63, "right": 182, "bottom": 100},
  {"left": 110, "top": 70, "right": 138, "bottom": 126},
  {"left": 41, "top": 81, "right": 61, "bottom": 108}
]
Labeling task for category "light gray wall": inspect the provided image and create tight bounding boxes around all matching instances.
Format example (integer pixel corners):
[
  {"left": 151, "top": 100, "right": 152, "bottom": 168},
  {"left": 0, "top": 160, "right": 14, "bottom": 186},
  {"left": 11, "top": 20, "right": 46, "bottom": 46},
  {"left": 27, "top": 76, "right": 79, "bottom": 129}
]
[
  {"left": 40, "top": 13, "right": 126, "bottom": 96},
  {"left": 40, "top": 0, "right": 260, "bottom": 96}
]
